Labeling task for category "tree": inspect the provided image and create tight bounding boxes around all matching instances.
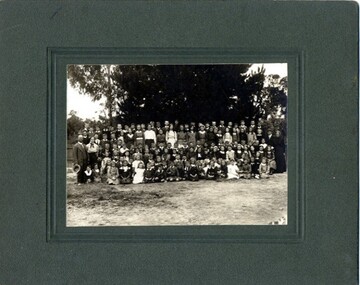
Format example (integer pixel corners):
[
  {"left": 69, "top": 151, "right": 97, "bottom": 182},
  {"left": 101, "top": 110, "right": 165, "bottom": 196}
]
[
  {"left": 67, "top": 64, "right": 273, "bottom": 125},
  {"left": 68, "top": 65, "right": 118, "bottom": 125},
  {"left": 67, "top": 110, "right": 84, "bottom": 141}
]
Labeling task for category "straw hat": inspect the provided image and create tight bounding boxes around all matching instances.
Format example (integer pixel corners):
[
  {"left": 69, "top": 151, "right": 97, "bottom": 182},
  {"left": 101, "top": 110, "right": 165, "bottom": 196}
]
[{"left": 73, "top": 164, "right": 81, "bottom": 174}]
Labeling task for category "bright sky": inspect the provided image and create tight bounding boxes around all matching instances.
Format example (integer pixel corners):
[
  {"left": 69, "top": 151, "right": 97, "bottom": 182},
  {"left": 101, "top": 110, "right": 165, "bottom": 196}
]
[{"left": 67, "top": 63, "right": 287, "bottom": 120}]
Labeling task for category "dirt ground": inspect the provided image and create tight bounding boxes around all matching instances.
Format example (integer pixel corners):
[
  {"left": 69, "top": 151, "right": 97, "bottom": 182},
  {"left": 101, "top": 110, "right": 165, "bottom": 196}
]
[{"left": 66, "top": 172, "right": 287, "bottom": 226}]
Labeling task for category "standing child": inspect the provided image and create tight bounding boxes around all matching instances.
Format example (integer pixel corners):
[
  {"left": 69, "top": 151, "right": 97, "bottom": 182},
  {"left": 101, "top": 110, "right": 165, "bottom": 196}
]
[
  {"left": 134, "top": 124, "right": 144, "bottom": 147},
  {"left": 223, "top": 128, "right": 233, "bottom": 144},
  {"left": 165, "top": 124, "right": 177, "bottom": 148}
]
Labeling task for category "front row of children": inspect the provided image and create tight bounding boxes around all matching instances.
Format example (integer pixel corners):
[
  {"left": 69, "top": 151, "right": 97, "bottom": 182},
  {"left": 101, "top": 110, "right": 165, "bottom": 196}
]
[{"left": 83, "top": 156, "right": 277, "bottom": 185}]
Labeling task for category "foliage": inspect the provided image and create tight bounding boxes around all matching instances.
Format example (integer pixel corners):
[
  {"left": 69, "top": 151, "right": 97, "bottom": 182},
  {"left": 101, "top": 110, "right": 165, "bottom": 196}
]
[
  {"left": 67, "top": 64, "right": 288, "bottom": 126},
  {"left": 67, "top": 110, "right": 84, "bottom": 142}
]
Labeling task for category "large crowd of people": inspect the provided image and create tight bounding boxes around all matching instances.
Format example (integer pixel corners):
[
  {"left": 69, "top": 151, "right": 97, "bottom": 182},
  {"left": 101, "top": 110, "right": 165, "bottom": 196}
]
[{"left": 72, "top": 119, "right": 287, "bottom": 185}]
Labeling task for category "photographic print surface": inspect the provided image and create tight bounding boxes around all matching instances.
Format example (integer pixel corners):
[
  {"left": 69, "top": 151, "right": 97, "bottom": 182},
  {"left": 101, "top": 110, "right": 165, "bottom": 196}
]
[{"left": 66, "top": 63, "right": 288, "bottom": 226}]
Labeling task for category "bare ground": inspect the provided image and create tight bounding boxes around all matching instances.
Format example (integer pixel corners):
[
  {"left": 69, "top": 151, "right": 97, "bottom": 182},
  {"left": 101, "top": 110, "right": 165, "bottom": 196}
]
[{"left": 66, "top": 172, "right": 287, "bottom": 226}]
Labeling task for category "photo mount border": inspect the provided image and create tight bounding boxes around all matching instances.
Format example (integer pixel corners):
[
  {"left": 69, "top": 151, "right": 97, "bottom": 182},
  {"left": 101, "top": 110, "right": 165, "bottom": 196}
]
[{"left": 47, "top": 47, "right": 305, "bottom": 243}]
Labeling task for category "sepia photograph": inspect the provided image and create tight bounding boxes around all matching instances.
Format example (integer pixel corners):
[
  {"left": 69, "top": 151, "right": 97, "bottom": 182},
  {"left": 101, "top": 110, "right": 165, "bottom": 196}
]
[{"left": 66, "top": 63, "right": 288, "bottom": 226}]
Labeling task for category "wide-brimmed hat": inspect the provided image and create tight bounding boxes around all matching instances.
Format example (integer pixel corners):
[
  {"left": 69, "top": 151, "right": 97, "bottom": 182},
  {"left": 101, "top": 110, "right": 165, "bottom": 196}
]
[{"left": 73, "top": 164, "right": 81, "bottom": 174}]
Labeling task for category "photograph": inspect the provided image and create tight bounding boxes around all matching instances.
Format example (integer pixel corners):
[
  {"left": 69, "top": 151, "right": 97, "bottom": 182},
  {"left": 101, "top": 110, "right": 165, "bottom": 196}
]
[{"left": 66, "top": 63, "right": 288, "bottom": 226}]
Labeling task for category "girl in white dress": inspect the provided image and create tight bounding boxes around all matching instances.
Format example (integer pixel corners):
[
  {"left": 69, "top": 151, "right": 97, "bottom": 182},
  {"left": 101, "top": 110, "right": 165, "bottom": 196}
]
[
  {"left": 133, "top": 161, "right": 145, "bottom": 184},
  {"left": 227, "top": 160, "right": 240, "bottom": 179},
  {"left": 165, "top": 124, "right": 177, "bottom": 148}
]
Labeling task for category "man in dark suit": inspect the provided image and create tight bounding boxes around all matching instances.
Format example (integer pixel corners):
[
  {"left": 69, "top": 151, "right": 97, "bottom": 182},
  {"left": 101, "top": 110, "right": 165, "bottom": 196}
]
[{"left": 73, "top": 135, "right": 89, "bottom": 185}]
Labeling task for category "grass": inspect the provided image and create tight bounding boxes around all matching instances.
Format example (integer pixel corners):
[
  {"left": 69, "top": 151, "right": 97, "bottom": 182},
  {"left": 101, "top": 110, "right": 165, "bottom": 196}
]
[{"left": 66, "top": 173, "right": 288, "bottom": 226}]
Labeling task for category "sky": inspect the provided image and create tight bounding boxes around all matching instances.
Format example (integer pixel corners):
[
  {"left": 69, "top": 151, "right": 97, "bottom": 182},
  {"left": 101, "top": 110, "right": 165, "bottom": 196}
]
[{"left": 67, "top": 63, "right": 288, "bottom": 120}]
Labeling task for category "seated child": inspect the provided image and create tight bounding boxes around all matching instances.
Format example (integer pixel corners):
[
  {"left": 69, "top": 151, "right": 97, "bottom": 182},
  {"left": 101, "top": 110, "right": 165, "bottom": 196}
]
[
  {"left": 173, "top": 154, "right": 185, "bottom": 180},
  {"left": 153, "top": 164, "right": 166, "bottom": 182},
  {"left": 227, "top": 160, "right": 240, "bottom": 179},
  {"left": 187, "top": 158, "right": 199, "bottom": 181},
  {"left": 259, "top": 157, "right": 270, "bottom": 179},
  {"left": 101, "top": 151, "right": 111, "bottom": 175},
  {"left": 93, "top": 164, "right": 101, "bottom": 183},
  {"left": 132, "top": 161, "right": 145, "bottom": 184},
  {"left": 144, "top": 163, "right": 155, "bottom": 183},
  {"left": 84, "top": 165, "right": 94, "bottom": 183},
  {"left": 266, "top": 153, "right": 277, "bottom": 175},
  {"left": 218, "top": 160, "right": 228, "bottom": 179},
  {"left": 250, "top": 156, "right": 260, "bottom": 179},
  {"left": 226, "top": 146, "right": 235, "bottom": 161},
  {"left": 166, "top": 162, "right": 180, "bottom": 182},
  {"left": 199, "top": 161, "right": 207, "bottom": 179},
  {"left": 242, "top": 159, "right": 251, "bottom": 179},
  {"left": 107, "top": 161, "right": 119, "bottom": 185},
  {"left": 119, "top": 160, "right": 133, "bottom": 184},
  {"left": 206, "top": 161, "right": 218, "bottom": 180}
]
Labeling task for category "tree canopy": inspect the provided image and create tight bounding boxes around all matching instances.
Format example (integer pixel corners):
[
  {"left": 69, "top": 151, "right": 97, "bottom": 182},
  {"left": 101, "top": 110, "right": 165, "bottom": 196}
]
[{"left": 67, "top": 64, "right": 287, "bottom": 125}]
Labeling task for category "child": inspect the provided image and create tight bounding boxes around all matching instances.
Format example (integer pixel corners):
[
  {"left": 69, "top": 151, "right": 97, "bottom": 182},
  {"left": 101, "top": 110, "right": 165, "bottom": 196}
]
[
  {"left": 250, "top": 156, "right": 260, "bottom": 179},
  {"left": 197, "top": 124, "right": 207, "bottom": 146},
  {"left": 259, "top": 157, "right": 270, "bottom": 179},
  {"left": 177, "top": 125, "right": 187, "bottom": 148},
  {"left": 132, "top": 161, "right": 145, "bottom": 184},
  {"left": 153, "top": 164, "right": 166, "bottom": 182},
  {"left": 231, "top": 131, "right": 238, "bottom": 144},
  {"left": 226, "top": 146, "right": 235, "bottom": 161},
  {"left": 223, "top": 128, "right": 232, "bottom": 144},
  {"left": 196, "top": 146, "right": 205, "bottom": 160},
  {"left": 235, "top": 144, "right": 243, "bottom": 160},
  {"left": 186, "top": 126, "right": 196, "bottom": 145},
  {"left": 227, "top": 160, "right": 240, "bottom": 179},
  {"left": 218, "top": 160, "right": 228, "bottom": 179},
  {"left": 256, "top": 128, "right": 264, "bottom": 142},
  {"left": 239, "top": 120, "right": 247, "bottom": 132},
  {"left": 156, "top": 129, "right": 166, "bottom": 146},
  {"left": 84, "top": 165, "right": 94, "bottom": 183},
  {"left": 174, "top": 155, "right": 185, "bottom": 180},
  {"left": 132, "top": 154, "right": 143, "bottom": 171},
  {"left": 267, "top": 152, "right": 277, "bottom": 175},
  {"left": 93, "top": 164, "right": 101, "bottom": 183},
  {"left": 217, "top": 145, "right": 226, "bottom": 160},
  {"left": 124, "top": 129, "right": 135, "bottom": 148},
  {"left": 134, "top": 124, "right": 144, "bottom": 147},
  {"left": 238, "top": 128, "right": 248, "bottom": 144},
  {"left": 187, "top": 159, "right": 199, "bottom": 181},
  {"left": 101, "top": 151, "right": 111, "bottom": 175},
  {"left": 107, "top": 161, "right": 119, "bottom": 185},
  {"left": 214, "top": 129, "right": 223, "bottom": 145},
  {"left": 166, "top": 162, "right": 180, "bottom": 182},
  {"left": 242, "top": 159, "right": 251, "bottom": 179},
  {"left": 165, "top": 124, "right": 177, "bottom": 148},
  {"left": 119, "top": 160, "right": 133, "bottom": 184},
  {"left": 247, "top": 127, "right": 257, "bottom": 146},
  {"left": 206, "top": 161, "right": 218, "bottom": 180},
  {"left": 144, "top": 163, "right": 155, "bottom": 183},
  {"left": 197, "top": 161, "right": 206, "bottom": 180}
]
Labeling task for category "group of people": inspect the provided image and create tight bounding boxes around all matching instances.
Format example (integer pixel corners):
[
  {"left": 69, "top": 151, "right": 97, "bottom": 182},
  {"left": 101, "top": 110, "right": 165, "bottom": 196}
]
[{"left": 72, "top": 119, "right": 287, "bottom": 185}]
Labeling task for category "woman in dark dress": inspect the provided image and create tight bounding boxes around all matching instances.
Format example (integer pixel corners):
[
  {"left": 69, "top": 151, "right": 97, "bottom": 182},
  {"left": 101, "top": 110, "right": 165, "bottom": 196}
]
[{"left": 269, "top": 130, "right": 286, "bottom": 173}]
